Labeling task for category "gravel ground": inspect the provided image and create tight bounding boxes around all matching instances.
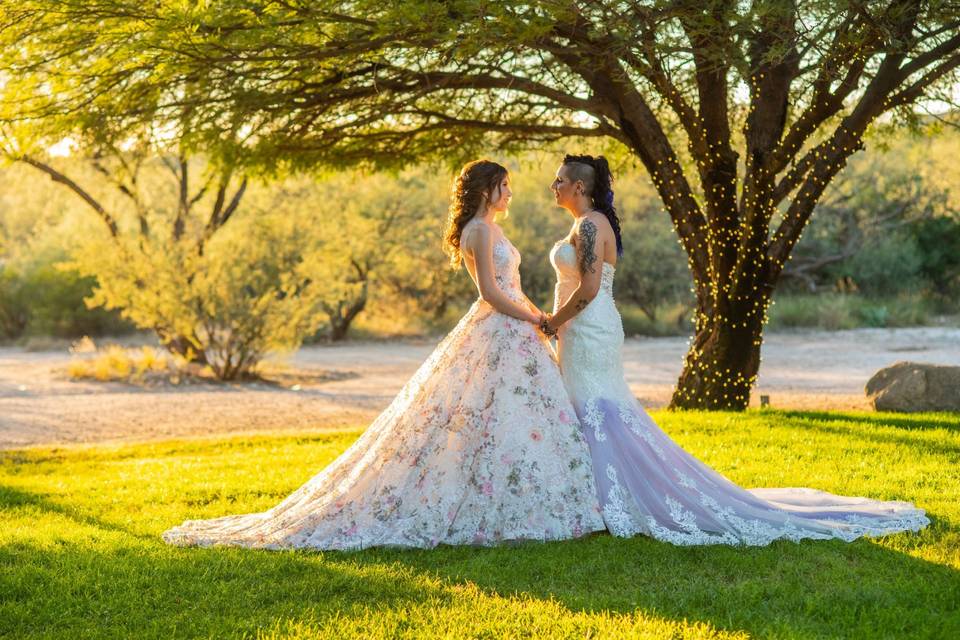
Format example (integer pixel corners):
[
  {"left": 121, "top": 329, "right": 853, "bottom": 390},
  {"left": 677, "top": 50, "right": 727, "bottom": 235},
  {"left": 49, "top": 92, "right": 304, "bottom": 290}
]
[{"left": 1, "top": 326, "right": 958, "bottom": 449}]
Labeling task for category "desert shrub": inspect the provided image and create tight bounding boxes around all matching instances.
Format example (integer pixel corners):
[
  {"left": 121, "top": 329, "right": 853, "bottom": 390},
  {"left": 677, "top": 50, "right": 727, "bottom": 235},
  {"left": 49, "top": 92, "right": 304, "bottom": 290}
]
[
  {"left": 766, "top": 292, "right": 934, "bottom": 330},
  {"left": 767, "top": 294, "right": 858, "bottom": 330},
  {"left": 829, "top": 231, "right": 926, "bottom": 296},
  {"left": 72, "top": 215, "right": 328, "bottom": 380},
  {"left": 22, "top": 264, "right": 132, "bottom": 337},
  {"left": 68, "top": 344, "right": 182, "bottom": 383},
  {"left": 912, "top": 215, "right": 960, "bottom": 297},
  {"left": 620, "top": 303, "right": 693, "bottom": 337},
  {"left": 0, "top": 263, "right": 130, "bottom": 340}
]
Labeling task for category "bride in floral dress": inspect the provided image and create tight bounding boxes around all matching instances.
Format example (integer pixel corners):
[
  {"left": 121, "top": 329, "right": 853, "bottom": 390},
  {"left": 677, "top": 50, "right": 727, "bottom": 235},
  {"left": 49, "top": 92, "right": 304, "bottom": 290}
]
[
  {"left": 541, "top": 154, "right": 930, "bottom": 546},
  {"left": 163, "top": 159, "right": 604, "bottom": 551}
]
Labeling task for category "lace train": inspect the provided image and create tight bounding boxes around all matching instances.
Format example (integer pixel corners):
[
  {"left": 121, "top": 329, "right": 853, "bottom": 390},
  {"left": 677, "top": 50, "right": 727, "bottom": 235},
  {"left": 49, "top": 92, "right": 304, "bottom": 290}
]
[
  {"left": 549, "top": 239, "right": 930, "bottom": 546},
  {"left": 580, "top": 395, "right": 929, "bottom": 546}
]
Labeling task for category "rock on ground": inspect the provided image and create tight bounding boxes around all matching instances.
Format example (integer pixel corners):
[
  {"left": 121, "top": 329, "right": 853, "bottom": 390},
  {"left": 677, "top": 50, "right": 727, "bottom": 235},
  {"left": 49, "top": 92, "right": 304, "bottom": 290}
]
[{"left": 866, "top": 361, "right": 960, "bottom": 412}]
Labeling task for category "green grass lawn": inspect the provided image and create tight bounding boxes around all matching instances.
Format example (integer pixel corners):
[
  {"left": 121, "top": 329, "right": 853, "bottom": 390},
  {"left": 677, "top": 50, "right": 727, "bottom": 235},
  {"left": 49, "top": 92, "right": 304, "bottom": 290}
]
[{"left": 2, "top": 409, "right": 958, "bottom": 639}]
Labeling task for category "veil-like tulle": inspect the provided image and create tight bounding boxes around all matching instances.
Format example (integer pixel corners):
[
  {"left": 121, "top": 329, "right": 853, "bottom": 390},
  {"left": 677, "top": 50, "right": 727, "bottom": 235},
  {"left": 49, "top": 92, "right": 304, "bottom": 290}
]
[{"left": 550, "top": 240, "right": 929, "bottom": 546}]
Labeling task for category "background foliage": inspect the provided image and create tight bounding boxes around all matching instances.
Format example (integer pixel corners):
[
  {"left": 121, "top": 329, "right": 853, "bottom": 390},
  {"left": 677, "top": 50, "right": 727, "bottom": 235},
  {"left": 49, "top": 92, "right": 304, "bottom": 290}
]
[{"left": 1, "top": 125, "right": 958, "bottom": 355}]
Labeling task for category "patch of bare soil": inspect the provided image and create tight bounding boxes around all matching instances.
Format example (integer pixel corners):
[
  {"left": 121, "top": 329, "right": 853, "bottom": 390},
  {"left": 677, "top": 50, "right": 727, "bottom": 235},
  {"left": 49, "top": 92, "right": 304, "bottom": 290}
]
[{"left": 2, "top": 327, "right": 957, "bottom": 449}]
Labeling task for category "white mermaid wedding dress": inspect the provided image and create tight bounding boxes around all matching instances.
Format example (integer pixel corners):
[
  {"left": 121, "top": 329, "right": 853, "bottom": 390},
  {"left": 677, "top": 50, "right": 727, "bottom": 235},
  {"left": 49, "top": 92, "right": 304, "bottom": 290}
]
[
  {"left": 550, "top": 239, "right": 930, "bottom": 546},
  {"left": 163, "top": 233, "right": 605, "bottom": 550}
]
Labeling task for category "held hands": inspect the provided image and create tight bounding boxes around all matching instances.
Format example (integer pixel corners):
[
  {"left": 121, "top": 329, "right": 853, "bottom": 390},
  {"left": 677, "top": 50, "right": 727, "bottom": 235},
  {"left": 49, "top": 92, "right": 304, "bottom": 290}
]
[
  {"left": 524, "top": 304, "right": 557, "bottom": 337},
  {"left": 539, "top": 313, "right": 558, "bottom": 337}
]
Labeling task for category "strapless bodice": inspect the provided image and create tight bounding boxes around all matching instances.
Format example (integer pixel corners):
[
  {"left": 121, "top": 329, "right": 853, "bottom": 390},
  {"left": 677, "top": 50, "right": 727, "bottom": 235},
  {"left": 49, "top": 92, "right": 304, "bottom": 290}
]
[
  {"left": 549, "top": 240, "right": 615, "bottom": 307},
  {"left": 460, "top": 219, "right": 526, "bottom": 306},
  {"left": 489, "top": 236, "right": 524, "bottom": 304}
]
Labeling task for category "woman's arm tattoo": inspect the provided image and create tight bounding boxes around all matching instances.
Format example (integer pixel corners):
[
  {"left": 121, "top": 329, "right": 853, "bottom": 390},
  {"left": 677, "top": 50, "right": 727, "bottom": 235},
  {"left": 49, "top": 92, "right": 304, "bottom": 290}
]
[{"left": 578, "top": 219, "right": 598, "bottom": 275}]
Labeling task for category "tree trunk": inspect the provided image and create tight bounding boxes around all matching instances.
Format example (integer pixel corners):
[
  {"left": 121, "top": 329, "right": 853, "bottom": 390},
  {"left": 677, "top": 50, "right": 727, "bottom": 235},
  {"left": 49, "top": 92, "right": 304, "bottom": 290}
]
[
  {"left": 669, "top": 245, "right": 774, "bottom": 411},
  {"left": 326, "top": 303, "right": 364, "bottom": 341},
  {"left": 324, "top": 283, "right": 368, "bottom": 342},
  {"left": 669, "top": 295, "right": 768, "bottom": 410},
  {"left": 161, "top": 333, "right": 208, "bottom": 365}
]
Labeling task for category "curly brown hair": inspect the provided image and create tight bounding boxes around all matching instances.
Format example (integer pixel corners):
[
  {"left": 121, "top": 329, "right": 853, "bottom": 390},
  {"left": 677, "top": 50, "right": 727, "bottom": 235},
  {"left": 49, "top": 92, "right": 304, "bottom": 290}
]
[{"left": 443, "top": 159, "right": 508, "bottom": 268}]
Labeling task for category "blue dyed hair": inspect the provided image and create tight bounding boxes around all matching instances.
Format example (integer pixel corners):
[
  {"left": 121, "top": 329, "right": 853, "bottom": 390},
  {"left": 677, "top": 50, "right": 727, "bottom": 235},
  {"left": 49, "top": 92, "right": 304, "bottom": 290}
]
[{"left": 563, "top": 154, "right": 623, "bottom": 256}]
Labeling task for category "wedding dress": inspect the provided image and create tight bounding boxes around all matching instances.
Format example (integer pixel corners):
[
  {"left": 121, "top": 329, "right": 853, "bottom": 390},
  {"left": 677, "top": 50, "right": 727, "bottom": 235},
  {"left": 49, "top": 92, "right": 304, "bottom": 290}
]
[
  {"left": 550, "top": 239, "right": 930, "bottom": 546},
  {"left": 162, "top": 232, "right": 605, "bottom": 550}
]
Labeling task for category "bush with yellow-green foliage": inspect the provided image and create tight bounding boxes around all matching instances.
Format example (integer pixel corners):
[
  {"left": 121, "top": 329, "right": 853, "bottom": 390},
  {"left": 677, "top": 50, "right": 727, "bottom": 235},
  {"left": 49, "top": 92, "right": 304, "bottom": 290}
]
[
  {"left": 70, "top": 211, "right": 328, "bottom": 381},
  {"left": 67, "top": 344, "right": 182, "bottom": 383}
]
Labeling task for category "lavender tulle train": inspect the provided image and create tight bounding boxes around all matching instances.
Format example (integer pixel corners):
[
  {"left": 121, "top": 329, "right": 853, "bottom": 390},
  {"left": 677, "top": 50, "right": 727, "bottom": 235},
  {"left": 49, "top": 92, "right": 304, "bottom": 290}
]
[{"left": 550, "top": 239, "right": 930, "bottom": 546}]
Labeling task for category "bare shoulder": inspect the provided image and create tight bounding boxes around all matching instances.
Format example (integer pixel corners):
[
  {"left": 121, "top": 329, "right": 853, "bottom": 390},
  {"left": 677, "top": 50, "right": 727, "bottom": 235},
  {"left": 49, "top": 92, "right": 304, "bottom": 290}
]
[
  {"left": 574, "top": 213, "right": 610, "bottom": 246},
  {"left": 579, "top": 211, "right": 613, "bottom": 239},
  {"left": 462, "top": 219, "right": 492, "bottom": 252}
]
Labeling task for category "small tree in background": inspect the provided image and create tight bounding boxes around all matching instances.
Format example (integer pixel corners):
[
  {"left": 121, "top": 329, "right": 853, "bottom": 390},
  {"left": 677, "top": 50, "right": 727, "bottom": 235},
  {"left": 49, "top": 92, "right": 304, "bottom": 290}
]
[
  {"left": 260, "top": 167, "right": 455, "bottom": 341},
  {"left": 1, "top": 128, "right": 332, "bottom": 379}
]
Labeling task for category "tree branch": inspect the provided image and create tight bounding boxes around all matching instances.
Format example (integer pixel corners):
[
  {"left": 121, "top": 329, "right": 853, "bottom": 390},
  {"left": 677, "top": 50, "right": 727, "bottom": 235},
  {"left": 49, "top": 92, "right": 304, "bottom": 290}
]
[
  {"left": 887, "top": 51, "right": 960, "bottom": 109},
  {"left": 217, "top": 177, "right": 248, "bottom": 230},
  {"left": 172, "top": 153, "right": 188, "bottom": 241},
  {"left": 19, "top": 155, "right": 119, "bottom": 238},
  {"left": 547, "top": 17, "right": 711, "bottom": 280}
]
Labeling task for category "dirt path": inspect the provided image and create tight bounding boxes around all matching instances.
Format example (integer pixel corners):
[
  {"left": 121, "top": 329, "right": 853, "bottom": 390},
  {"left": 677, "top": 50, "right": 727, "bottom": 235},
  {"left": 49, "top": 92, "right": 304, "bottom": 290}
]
[{"left": 1, "top": 327, "right": 957, "bottom": 449}]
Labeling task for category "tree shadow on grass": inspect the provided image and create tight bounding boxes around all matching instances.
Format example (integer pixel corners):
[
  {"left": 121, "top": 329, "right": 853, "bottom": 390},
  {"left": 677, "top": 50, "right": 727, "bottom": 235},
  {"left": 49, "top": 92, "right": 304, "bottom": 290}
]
[
  {"left": 772, "top": 409, "right": 960, "bottom": 432},
  {"left": 0, "top": 540, "right": 449, "bottom": 638},
  {"left": 3, "top": 478, "right": 958, "bottom": 639},
  {"left": 381, "top": 530, "right": 960, "bottom": 638},
  {"left": 771, "top": 411, "right": 960, "bottom": 459},
  {"left": 0, "top": 484, "right": 153, "bottom": 542},
  {"left": 2, "top": 526, "right": 958, "bottom": 639}
]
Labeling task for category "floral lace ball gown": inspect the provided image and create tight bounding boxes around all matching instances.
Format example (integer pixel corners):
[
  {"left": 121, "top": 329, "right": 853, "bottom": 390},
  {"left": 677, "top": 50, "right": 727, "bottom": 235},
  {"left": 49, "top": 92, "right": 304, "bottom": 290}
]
[
  {"left": 549, "top": 238, "right": 930, "bottom": 546},
  {"left": 162, "top": 232, "right": 605, "bottom": 551}
]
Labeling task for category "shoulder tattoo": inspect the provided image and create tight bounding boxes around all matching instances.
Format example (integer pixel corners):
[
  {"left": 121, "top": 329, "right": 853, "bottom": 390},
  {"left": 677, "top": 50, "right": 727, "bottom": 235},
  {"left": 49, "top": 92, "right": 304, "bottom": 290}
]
[{"left": 577, "top": 219, "right": 598, "bottom": 275}]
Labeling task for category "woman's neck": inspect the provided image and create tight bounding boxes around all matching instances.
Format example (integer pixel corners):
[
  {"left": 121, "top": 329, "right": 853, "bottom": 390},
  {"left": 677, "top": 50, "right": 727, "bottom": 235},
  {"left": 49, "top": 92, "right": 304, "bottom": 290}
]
[
  {"left": 567, "top": 200, "right": 593, "bottom": 219},
  {"left": 475, "top": 208, "right": 497, "bottom": 224}
]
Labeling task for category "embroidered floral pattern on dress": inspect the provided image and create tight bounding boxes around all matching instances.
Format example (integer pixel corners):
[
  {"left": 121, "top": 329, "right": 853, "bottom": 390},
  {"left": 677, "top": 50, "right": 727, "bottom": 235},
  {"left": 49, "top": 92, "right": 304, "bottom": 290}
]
[{"left": 163, "top": 231, "right": 605, "bottom": 551}]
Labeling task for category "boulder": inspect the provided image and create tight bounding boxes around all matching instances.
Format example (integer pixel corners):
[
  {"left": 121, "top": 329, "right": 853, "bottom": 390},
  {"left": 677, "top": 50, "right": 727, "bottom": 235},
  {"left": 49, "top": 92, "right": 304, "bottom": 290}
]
[{"left": 865, "top": 361, "right": 960, "bottom": 412}]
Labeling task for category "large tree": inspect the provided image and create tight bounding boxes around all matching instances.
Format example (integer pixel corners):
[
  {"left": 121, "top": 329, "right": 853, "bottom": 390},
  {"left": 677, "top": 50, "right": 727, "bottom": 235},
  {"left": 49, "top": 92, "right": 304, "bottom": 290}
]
[{"left": 3, "top": 0, "right": 959, "bottom": 408}]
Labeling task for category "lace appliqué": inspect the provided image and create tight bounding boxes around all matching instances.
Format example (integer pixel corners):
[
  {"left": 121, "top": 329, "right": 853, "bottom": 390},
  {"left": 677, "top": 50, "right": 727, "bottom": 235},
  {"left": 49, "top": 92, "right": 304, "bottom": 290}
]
[
  {"left": 583, "top": 399, "right": 607, "bottom": 442},
  {"left": 602, "top": 464, "right": 641, "bottom": 537},
  {"left": 619, "top": 403, "right": 665, "bottom": 459}
]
